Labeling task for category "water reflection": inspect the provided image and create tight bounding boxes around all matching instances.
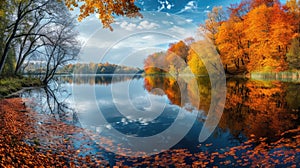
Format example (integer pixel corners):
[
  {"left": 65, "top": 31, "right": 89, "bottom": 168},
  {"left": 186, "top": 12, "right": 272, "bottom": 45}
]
[
  {"left": 23, "top": 75, "right": 300, "bottom": 143},
  {"left": 144, "top": 75, "right": 300, "bottom": 142},
  {"left": 21, "top": 83, "right": 78, "bottom": 124},
  {"left": 57, "top": 74, "right": 142, "bottom": 85},
  {"left": 221, "top": 79, "right": 300, "bottom": 141},
  {"left": 20, "top": 75, "right": 300, "bottom": 166}
]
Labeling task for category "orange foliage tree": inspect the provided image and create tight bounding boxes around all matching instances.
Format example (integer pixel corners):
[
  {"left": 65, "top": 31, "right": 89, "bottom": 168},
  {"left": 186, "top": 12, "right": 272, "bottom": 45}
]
[
  {"left": 212, "top": 0, "right": 296, "bottom": 73},
  {"left": 167, "top": 41, "right": 189, "bottom": 63},
  {"left": 215, "top": 17, "right": 248, "bottom": 74},
  {"left": 244, "top": 3, "right": 294, "bottom": 72}
]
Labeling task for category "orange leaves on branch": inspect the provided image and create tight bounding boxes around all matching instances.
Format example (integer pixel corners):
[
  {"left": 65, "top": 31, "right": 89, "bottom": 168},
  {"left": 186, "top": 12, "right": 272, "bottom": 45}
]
[{"left": 64, "top": 0, "right": 142, "bottom": 30}]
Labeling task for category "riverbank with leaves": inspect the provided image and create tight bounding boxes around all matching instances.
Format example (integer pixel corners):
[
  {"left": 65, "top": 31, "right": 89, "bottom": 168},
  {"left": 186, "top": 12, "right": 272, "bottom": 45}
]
[{"left": 0, "top": 98, "right": 109, "bottom": 167}]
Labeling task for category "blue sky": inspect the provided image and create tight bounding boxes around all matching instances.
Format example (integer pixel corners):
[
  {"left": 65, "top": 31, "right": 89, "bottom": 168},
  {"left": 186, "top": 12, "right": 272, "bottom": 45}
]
[{"left": 74, "top": 0, "right": 287, "bottom": 67}]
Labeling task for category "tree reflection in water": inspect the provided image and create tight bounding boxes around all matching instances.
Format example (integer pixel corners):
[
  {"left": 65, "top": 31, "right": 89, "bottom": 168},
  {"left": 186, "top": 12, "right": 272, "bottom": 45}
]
[
  {"left": 21, "top": 81, "right": 78, "bottom": 124},
  {"left": 144, "top": 75, "right": 300, "bottom": 142}
]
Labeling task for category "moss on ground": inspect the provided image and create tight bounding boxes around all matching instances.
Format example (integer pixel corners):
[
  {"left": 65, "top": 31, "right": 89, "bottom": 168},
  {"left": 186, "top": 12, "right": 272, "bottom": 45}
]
[{"left": 0, "top": 77, "right": 42, "bottom": 97}]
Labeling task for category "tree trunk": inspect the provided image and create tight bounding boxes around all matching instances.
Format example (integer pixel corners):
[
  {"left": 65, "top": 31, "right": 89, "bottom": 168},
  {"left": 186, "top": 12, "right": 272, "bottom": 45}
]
[{"left": 0, "top": 19, "right": 20, "bottom": 75}]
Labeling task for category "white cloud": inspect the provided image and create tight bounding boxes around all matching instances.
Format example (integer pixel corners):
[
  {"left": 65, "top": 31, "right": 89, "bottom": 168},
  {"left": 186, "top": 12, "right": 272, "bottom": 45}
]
[
  {"left": 127, "top": 23, "right": 138, "bottom": 31},
  {"left": 157, "top": 0, "right": 174, "bottom": 11},
  {"left": 186, "top": 19, "right": 193, "bottom": 23},
  {"left": 118, "top": 20, "right": 159, "bottom": 31},
  {"left": 176, "top": 1, "right": 198, "bottom": 14},
  {"left": 137, "top": 21, "right": 159, "bottom": 30},
  {"left": 119, "top": 21, "right": 138, "bottom": 31},
  {"left": 142, "top": 35, "right": 154, "bottom": 40},
  {"left": 169, "top": 26, "right": 186, "bottom": 35}
]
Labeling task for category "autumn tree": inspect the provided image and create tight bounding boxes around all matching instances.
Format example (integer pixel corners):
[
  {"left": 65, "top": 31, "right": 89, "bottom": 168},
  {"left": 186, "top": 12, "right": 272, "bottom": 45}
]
[
  {"left": 244, "top": 4, "right": 274, "bottom": 71},
  {"left": 244, "top": 3, "right": 293, "bottom": 72},
  {"left": 144, "top": 52, "right": 167, "bottom": 74},
  {"left": 287, "top": 38, "right": 300, "bottom": 68},
  {"left": 250, "top": 0, "right": 280, "bottom": 8},
  {"left": 164, "top": 41, "right": 189, "bottom": 73},
  {"left": 211, "top": 0, "right": 296, "bottom": 73},
  {"left": 187, "top": 41, "right": 207, "bottom": 75},
  {"left": 200, "top": 6, "right": 226, "bottom": 44},
  {"left": 64, "top": 0, "right": 141, "bottom": 30},
  {"left": 270, "top": 3, "right": 295, "bottom": 69},
  {"left": 167, "top": 41, "right": 189, "bottom": 63},
  {"left": 215, "top": 17, "right": 248, "bottom": 74},
  {"left": 39, "top": 6, "right": 80, "bottom": 84}
]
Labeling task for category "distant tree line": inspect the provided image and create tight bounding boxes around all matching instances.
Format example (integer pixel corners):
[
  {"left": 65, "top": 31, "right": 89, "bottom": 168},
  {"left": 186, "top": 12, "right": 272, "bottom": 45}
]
[{"left": 60, "top": 62, "right": 143, "bottom": 74}]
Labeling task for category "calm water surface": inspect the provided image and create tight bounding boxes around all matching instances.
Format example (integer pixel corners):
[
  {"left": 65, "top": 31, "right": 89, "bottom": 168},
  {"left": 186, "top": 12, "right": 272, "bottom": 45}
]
[{"left": 21, "top": 75, "right": 300, "bottom": 166}]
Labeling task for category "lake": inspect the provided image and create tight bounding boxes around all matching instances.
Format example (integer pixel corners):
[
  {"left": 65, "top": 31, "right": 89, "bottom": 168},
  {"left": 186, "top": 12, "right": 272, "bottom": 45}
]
[{"left": 21, "top": 74, "right": 300, "bottom": 167}]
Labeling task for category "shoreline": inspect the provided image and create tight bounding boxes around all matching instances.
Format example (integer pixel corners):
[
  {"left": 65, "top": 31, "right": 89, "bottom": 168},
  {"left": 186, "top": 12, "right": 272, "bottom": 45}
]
[{"left": 3, "top": 86, "right": 45, "bottom": 98}]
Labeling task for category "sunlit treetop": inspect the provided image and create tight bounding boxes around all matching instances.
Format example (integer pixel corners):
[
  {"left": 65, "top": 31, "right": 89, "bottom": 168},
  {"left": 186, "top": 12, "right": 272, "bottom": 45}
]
[{"left": 63, "top": 0, "right": 142, "bottom": 30}]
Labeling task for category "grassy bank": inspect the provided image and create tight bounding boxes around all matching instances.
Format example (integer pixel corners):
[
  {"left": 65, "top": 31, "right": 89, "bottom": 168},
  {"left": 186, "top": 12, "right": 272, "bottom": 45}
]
[{"left": 0, "top": 77, "right": 42, "bottom": 97}]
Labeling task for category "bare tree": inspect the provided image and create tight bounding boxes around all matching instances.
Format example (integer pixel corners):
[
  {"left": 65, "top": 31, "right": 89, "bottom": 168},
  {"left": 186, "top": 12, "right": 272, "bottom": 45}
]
[
  {"left": 13, "top": 5, "right": 50, "bottom": 74},
  {"left": 38, "top": 6, "right": 80, "bottom": 84}
]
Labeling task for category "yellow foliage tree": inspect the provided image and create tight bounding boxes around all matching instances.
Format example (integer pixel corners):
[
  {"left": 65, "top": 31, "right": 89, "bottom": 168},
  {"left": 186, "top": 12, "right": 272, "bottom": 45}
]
[{"left": 187, "top": 42, "right": 207, "bottom": 75}]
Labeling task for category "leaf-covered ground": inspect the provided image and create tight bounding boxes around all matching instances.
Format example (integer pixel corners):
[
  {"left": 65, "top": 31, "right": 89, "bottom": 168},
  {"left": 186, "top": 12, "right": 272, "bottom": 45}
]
[
  {"left": 0, "top": 98, "right": 299, "bottom": 167},
  {"left": 0, "top": 98, "right": 108, "bottom": 167}
]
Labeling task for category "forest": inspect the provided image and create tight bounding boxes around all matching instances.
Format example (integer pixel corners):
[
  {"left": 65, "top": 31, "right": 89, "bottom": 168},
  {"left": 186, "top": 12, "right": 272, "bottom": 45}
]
[{"left": 144, "top": 0, "right": 300, "bottom": 76}]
